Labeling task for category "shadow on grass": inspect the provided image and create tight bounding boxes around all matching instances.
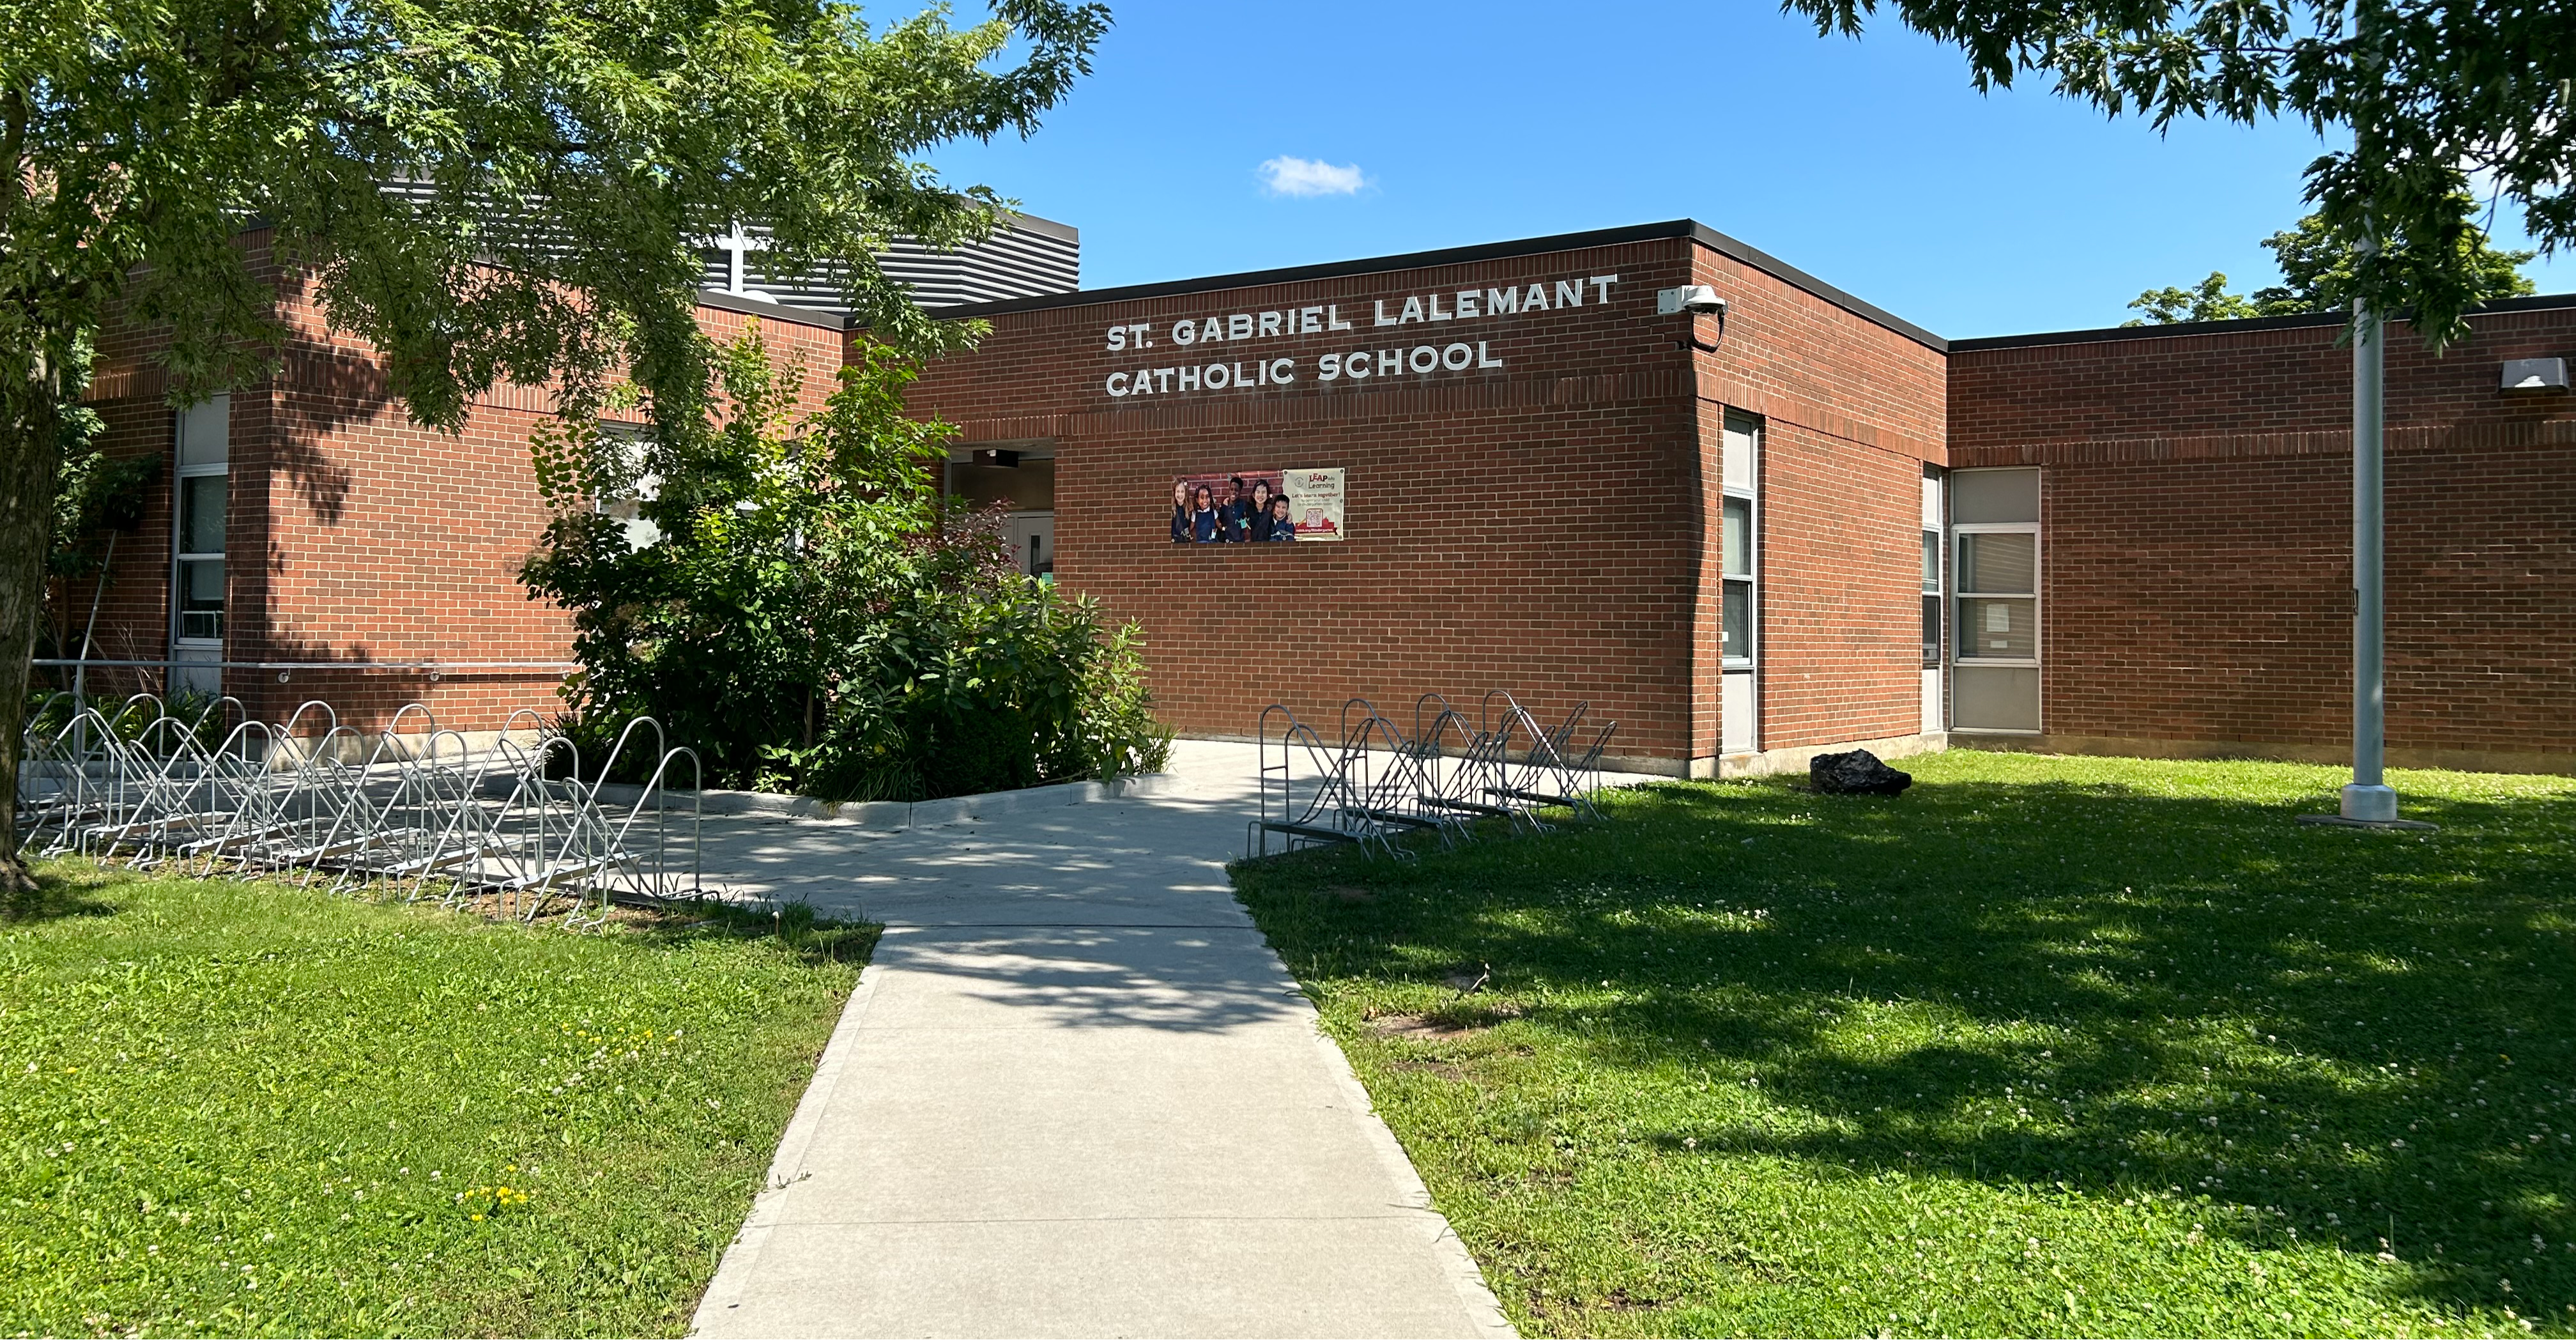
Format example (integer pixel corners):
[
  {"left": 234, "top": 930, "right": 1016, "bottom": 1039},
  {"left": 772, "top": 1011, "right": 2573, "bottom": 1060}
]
[
  {"left": 622, "top": 894, "right": 883, "bottom": 967},
  {"left": 10, "top": 856, "right": 882, "bottom": 968},
  {"left": 1232, "top": 764, "right": 2576, "bottom": 1321},
  {"left": 1, "top": 863, "right": 121, "bottom": 923}
]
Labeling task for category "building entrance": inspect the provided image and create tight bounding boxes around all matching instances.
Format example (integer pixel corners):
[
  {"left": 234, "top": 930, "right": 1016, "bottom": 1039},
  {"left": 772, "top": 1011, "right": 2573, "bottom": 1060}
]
[{"left": 946, "top": 445, "right": 1057, "bottom": 578}]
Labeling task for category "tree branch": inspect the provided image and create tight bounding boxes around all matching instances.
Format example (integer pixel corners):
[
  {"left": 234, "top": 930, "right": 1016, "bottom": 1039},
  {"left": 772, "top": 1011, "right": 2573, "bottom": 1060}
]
[{"left": 0, "top": 88, "right": 26, "bottom": 224}]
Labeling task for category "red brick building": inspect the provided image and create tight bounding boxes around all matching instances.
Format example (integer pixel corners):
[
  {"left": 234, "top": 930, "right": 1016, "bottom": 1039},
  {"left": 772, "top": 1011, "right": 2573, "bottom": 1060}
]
[
  {"left": 62, "top": 220, "right": 2576, "bottom": 776},
  {"left": 71, "top": 230, "right": 849, "bottom": 734},
  {"left": 1948, "top": 298, "right": 2576, "bottom": 773},
  {"left": 903, "top": 221, "right": 1949, "bottom": 776}
]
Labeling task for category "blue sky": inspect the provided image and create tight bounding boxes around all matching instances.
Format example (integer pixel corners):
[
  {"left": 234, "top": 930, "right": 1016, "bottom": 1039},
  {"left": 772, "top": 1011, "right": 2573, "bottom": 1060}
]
[{"left": 929, "top": 0, "right": 2572, "bottom": 339}]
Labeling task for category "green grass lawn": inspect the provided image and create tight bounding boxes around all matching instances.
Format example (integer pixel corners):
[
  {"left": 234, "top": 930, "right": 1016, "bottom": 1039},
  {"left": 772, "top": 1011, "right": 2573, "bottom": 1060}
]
[
  {"left": 1, "top": 862, "right": 871, "bottom": 1337},
  {"left": 1233, "top": 751, "right": 2576, "bottom": 1339}
]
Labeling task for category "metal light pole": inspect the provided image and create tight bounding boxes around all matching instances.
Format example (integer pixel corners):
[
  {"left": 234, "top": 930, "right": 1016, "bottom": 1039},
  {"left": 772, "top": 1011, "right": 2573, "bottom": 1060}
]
[{"left": 2340, "top": 277, "right": 2399, "bottom": 822}]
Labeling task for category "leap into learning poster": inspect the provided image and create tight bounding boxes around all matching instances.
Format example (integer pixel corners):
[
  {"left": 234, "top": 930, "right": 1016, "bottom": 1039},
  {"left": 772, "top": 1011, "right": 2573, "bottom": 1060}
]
[{"left": 1167, "top": 467, "right": 1344, "bottom": 543}]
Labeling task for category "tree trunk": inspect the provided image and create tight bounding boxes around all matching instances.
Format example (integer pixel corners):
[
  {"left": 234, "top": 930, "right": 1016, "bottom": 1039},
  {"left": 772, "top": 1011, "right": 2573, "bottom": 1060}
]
[{"left": 0, "top": 380, "right": 64, "bottom": 891}]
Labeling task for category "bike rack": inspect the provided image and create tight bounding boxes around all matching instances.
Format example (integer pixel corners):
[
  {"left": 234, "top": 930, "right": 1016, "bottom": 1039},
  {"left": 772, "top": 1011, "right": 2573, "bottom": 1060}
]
[
  {"left": 1247, "top": 689, "right": 1616, "bottom": 859},
  {"left": 15, "top": 694, "right": 706, "bottom": 925}
]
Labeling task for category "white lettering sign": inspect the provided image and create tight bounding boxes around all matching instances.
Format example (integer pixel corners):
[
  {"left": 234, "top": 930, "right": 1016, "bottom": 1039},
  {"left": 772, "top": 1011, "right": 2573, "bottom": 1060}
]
[{"left": 1098, "top": 272, "right": 1618, "bottom": 399}]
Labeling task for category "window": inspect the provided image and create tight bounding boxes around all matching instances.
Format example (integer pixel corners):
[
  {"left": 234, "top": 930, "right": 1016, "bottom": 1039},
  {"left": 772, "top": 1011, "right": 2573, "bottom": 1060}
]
[
  {"left": 1719, "top": 410, "right": 1760, "bottom": 755},
  {"left": 1721, "top": 495, "right": 1752, "bottom": 661},
  {"left": 594, "top": 420, "right": 661, "bottom": 548},
  {"left": 1719, "top": 411, "right": 1757, "bottom": 666},
  {"left": 1956, "top": 532, "right": 2037, "bottom": 660},
  {"left": 172, "top": 396, "right": 229, "bottom": 645},
  {"left": 1919, "top": 465, "right": 1947, "bottom": 735},
  {"left": 176, "top": 476, "right": 227, "bottom": 639},
  {"left": 1949, "top": 466, "right": 2041, "bottom": 734}
]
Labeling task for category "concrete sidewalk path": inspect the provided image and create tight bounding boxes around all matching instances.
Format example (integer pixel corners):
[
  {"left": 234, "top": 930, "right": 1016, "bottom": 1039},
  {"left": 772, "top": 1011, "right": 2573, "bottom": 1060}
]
[{"left": 687, "top": 742, "right": 1517, "bottom": 1339}]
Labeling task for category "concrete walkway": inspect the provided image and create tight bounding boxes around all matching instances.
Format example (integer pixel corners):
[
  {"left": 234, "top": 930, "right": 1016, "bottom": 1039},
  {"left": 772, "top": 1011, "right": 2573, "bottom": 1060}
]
[{"left": 687, "top": 741, "right": 1517, "bottom": 1339}]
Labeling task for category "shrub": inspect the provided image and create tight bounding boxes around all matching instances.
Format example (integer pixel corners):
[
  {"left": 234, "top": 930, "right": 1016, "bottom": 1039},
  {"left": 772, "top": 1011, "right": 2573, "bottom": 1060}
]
[
  {"left": 520, "top": 325, "right": 1170, "bottom": 799},
  {"left": 22, "top": 686, "right": 233, "bottom": 755}
]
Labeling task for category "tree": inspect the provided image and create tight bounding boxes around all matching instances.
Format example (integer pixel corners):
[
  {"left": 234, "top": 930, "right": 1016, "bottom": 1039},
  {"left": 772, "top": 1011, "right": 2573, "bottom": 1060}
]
[
  {"left": 2126, "top": 206, "right": 2536, "bottom": 324},
  {"left": 2254, "top": 207, "right": 2536, "bottom": 317},
  {"left": 2126, "top": 272, "right": 2267, "bottom": 324},
  {"left": 1786, "top": 1, "right": 2573, "bottom": 348},
  {"left": 519, "top": 327, "right": 1170, "bottom": 800},
  {"left": 0, "top": 0, "right": 1108, "bottom": 887}
]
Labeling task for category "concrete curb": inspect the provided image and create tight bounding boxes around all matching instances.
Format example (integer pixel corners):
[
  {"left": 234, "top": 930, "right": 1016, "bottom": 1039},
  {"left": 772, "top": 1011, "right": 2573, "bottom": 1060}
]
[
  {"left": 594, "top": 770, "right": 1193, "bottom": 831},
  {"left": 1299, "top": 1000, "right": 1522, "bottom": 1339},
  {"left": 690, "top": 960, "right": 885, "bottom": 1336}
]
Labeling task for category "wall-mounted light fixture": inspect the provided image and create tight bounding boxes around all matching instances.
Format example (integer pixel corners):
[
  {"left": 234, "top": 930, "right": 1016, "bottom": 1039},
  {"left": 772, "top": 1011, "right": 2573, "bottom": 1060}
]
[
  {"left": 1657, "top": 284, "right": 1726, "bottom": 316},
  {"left": 2501, "top": 357, "right": 2569, "bottom": 392},
  {"left": 1659, "top": 285, "right": 1728, "bottom": 353}
]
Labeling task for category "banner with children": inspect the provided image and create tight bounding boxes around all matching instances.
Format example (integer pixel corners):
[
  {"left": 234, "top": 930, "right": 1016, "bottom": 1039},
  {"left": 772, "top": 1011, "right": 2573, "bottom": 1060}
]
[{"left": 1167, "top": 467, "right": 1344, "bottom": 544}]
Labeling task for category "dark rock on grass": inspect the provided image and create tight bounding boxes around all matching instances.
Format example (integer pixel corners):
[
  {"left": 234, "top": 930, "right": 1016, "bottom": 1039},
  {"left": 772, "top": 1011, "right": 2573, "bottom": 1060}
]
[{"left": 1809, "top": 748, "right": 1912, "bottom": 796}]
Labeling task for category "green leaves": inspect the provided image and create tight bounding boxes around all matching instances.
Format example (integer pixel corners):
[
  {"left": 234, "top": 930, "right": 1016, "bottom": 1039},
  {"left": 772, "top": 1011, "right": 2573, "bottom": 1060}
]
[
  {"left": 1786, "top": 0, "right": 2573, "bottom": 348},
  {"left": 2126, "top": 272, "right": 2272, "bottom": 325},
  {"left": 3, "top": 0, "right": 1105, "bottom": 424},
  {"left": 2124, "top": 204, "right": 2536, "bottom": 326},
  {"left": 520, "top": 326, "right": 1169, "bottom": 801},
  {"left": 1, "top": 0, "right": 1107, "bottom": 870}
]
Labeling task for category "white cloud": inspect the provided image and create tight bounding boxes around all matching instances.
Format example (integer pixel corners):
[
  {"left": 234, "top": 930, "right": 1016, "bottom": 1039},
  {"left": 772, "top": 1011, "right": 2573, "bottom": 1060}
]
[{"left": 1259, "top": 155, "right": 1367, "bottom": 197}]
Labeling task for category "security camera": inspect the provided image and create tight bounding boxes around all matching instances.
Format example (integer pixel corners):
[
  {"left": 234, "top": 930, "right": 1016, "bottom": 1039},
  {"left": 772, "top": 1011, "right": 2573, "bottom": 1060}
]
[{"left": 1657, "top": 284, "right": 1726, "bottom": 316}]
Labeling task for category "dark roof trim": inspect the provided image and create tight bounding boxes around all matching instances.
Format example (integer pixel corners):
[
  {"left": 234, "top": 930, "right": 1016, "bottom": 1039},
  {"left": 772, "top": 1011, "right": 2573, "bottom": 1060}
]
[
  {"left": 695, "top": 287, "right": 852, "bottom": 331},
  {"left": 1951, "top": 291, "right": 2576, "bottom": 353},
  {"left": 1685, "top": 222, "right": 1945, "bottom": 350},
  {"left": 927, "top": 219, "right": 1948, "bottom": 352}
]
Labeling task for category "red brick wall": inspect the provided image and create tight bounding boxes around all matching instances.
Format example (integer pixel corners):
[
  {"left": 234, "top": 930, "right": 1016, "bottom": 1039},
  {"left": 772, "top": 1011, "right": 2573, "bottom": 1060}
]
[
  {"left": 1949, "top": 305, "right": 2576, "bottom": 764},
  {"left": 1757, "top": 422, "right": 1934, "bottom": 750},
  {"left": 1685, "top": 246, "right": 1947, "bottom": 756},
  {"left": 68, "top": 224, "right": 1951, "bottom": 768},
  {"left": 75, "top": 246, "right": 846, "bottom": 734},
  {"left": 901, "top": 235, "right": 1950, "bottom": 766},
  {"left": 902, "top": 237, "right": 1706, "bottom": 759},
  {"left": 61, "top": 398, "right": 179, "bottom": 700}
]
